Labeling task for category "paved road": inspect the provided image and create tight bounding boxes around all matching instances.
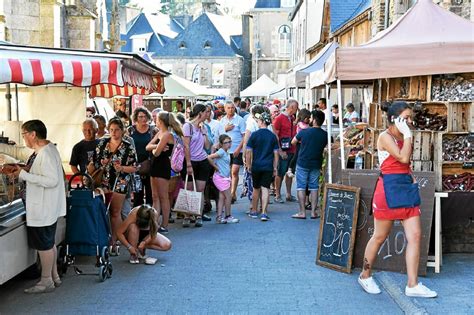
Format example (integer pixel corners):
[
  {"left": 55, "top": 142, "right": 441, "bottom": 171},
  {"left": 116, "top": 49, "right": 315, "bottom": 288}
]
[{"left": 0, "top": 193, "right": 472, "bottom": 314}]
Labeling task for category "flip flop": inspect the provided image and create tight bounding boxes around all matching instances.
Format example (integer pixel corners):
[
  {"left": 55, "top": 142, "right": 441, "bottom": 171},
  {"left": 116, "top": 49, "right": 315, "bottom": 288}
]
[
  {"left": 291, "top": 214, "right": 306, "bottom": 219},
  {"left": 310, "top": 214, "right": 320, "bottom": 219}
]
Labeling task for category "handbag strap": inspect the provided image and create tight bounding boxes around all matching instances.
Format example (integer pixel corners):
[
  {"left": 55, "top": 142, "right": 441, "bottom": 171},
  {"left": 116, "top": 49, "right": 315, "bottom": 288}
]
[{"left": 184, "top": 174, "right": 198, "bottom": 192}]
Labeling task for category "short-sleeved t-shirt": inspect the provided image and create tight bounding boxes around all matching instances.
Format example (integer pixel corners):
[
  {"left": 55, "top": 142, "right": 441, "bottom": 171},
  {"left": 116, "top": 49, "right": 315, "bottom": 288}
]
[
  {"left": 128, "top": 125, "right": 154, "bottom": 162},
  {"left": 273, "top": 112, "right": 296, "bottom": 154},
  {"left": 246, "top": 128, "right": 279, "bottom": 172},
  {"left": 183, "top": 122, "right": 207, "bottom": 161},
  {"left": 69, "top": 139, "right": 98, "bottom": 172},
  {"left": 220, "top": 114, "right": 246, "bottom": 152},
  {"left": 214, "top": 148, "right": 231, "bottom": 178},
  {"left": 295, "top": 127, "right": 328, "bottom": 170},
  {"left": 344, "top": 111, "right": 360, "bottom": 122}
]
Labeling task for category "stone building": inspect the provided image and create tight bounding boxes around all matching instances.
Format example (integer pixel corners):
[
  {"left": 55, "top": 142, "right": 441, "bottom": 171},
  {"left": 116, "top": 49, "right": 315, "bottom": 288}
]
[
  {"left": 244, "top": 0, "right": 295, "bottom": 86},
  {"left": 0, "top": 0, "right": 119, "bottom": 50},
  {"left": 122, "top": 11, "right": 243, "bottom": 97}
]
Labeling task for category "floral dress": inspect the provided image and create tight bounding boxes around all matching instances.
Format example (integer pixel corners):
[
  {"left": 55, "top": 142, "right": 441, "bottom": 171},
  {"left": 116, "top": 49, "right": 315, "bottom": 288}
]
[{"left": 91, "top": 137, "right": 137, "bottom": 194}]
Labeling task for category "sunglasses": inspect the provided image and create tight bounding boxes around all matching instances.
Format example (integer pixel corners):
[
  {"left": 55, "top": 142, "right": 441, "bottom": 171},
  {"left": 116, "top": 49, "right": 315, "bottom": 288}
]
[{"left": 222, "top": 141, "right": 232, "bottom": 144}]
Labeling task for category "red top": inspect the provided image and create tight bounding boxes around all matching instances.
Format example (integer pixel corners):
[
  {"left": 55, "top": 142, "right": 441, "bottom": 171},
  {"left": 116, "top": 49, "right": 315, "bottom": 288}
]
[
  {"left": 273, "top": 113, "right": 297, "bottom": 154},
  {"left": 373, "top": 134, "right": 420, "bottom": 219},
  {"left": 380, "top": 137, "right": 411, "bottom": 175}
]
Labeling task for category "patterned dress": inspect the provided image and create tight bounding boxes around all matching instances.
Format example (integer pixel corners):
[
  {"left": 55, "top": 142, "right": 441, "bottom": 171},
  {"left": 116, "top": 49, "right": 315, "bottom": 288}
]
[{"left": 91, "top": 137, "right": 137, "bottom": 194}]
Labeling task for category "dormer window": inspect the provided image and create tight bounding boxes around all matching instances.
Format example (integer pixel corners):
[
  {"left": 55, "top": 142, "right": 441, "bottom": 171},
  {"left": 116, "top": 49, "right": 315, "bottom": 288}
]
[
  {"left": 204, "top": 40, "right": 211, "bottom": 49},
  {"left": 179, "top": 41, "right": 187, "bottom": 49}
]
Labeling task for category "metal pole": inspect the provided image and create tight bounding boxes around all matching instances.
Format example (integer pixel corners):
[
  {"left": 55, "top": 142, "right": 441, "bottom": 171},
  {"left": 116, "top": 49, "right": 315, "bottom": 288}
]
[
  {"left": 337, "top": 80, "right": 345, "bottom": 170},
  {"left": 326, "top": 83, "right": 332, "bottom": 183},
  {"left": 5, "top": 83, "right": 11, "bottom": 121},
  {"left": 15, "top": 84, "right": 19, "bottom": 121}
]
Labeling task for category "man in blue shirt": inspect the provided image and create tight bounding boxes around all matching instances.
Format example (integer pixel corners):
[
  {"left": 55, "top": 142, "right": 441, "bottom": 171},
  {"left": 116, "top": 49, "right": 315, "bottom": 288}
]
[
  {"left": 219, "top": 101, "right": 246, "bottom": 203},
  {"left": 291, "top": 110, "right": 328, "bottom": 219},
  {"left": 246, "top": 112, "right": 279, "bottom": 221}
]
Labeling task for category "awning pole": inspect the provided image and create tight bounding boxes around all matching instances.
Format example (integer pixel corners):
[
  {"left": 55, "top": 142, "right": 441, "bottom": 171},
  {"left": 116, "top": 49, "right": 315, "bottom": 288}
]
[
  {"left": 160, "top": 96, "right": 164, "bottom": 109},
  {"left": 326, "top": 83, "right": 332, "bottom": 184},
  {"left": 5, "top": 84, "right": 12, "bottom": 121},
  {"left": 15, "top": 84, "right": 19, "bottom": 121},
  {"left": 337, "top": 80, "right": 345, "bottom": 170}
]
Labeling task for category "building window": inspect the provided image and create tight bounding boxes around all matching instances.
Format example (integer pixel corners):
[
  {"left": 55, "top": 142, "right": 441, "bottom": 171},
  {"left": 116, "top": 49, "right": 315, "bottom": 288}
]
[
  {"left": 179, "top": 41, "right": 186, "bottom": 49},
  {"left": 203, "top": 40, "right": 211, "bottom": 49},
  {"left": 132, "top": 38, "right": 147, "bottom": 52},
  {"left": 278, "top": 25, "right": 291, "bottom": 57},
  {"left": 211, "top": 63, "right": 225, "bottom": 86},
  {"left": 280, "top": 0, "right": 295, "bottom": 8}
]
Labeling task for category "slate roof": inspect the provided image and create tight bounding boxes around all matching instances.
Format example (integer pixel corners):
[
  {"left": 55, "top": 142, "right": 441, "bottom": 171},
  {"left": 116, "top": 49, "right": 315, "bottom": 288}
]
[
  {"left": 254, "top": 0, "right": 281, "bottom": 8},
  {"left": 121, "top": 12, "right": 184, "bottom": 55},
  {"left": 158, "top": 13, "right": 242, "bottom": 58},
  {"left": 330, "top": 0, "right": 371, "bottom": 33}
]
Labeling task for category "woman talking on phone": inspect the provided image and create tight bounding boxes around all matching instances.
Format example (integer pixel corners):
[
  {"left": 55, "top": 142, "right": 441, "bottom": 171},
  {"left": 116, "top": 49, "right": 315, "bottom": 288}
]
[{"left": 358, "top": 102, "right": 437, "bottom": 298}]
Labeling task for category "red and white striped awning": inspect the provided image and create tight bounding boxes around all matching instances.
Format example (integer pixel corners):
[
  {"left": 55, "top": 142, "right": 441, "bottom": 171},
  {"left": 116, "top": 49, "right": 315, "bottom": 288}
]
[
  {"left": 0, "top": 49, "right": 123, "bottom": 87},
  {"left": 0, "top": 44, "right": 169, "bottom": 98},
  {"left": 89, "top": 75, "right": 165, "bottom": 98}
]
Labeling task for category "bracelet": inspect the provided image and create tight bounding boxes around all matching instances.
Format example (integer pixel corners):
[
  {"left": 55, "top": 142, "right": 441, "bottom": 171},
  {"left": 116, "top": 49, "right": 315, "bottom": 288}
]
[{"left": 126, "top": 244, "right": 132, "bottom": 250}]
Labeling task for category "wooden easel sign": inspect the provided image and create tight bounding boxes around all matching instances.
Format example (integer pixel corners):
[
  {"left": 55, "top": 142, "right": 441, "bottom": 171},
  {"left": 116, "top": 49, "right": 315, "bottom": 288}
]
[{"left": 316, "top": 184, "right": 361, "bottom": 273}]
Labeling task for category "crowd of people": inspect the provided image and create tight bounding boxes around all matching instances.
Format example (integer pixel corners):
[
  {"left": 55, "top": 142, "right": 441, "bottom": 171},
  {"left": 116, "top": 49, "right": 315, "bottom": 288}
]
[
  {"left": 4, "top": 96, "right": 436, "bottom": 299},
  {"left": 70, "top": 98, "right": 331, "bottom": 266}
]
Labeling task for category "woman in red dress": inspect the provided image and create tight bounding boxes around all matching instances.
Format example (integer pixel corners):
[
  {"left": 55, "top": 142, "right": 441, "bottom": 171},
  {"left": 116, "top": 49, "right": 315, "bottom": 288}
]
[{"left": 358, "top": 102, "right": 437, "bottom": 298}]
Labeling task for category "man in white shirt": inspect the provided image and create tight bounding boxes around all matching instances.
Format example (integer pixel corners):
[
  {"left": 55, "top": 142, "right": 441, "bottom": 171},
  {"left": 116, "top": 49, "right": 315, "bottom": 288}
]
[{"left": 219, "top": 101, "right": 246, "bottom": 203}]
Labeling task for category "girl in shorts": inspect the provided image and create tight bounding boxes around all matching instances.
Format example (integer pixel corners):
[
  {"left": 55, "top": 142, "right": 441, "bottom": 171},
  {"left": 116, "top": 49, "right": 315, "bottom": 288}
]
[
  {"left": 117, "top": 205, "right": 172, "bottom": 265},
  {"left": 208, "top": 135, "right": 239, "bottom": 224}
]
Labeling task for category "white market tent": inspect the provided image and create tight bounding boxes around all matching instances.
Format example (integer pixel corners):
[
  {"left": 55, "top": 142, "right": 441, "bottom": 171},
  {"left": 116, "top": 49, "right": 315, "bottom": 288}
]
[
  {"left": 240, "top": 74, "right": 279, "bottom": 97},
  {"left": 149, "top": 74, "right": 214, "bottom": 97}
]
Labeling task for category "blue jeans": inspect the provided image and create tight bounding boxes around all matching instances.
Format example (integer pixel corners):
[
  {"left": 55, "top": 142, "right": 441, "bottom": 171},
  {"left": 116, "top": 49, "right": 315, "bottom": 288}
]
[{"left": 296, "top": 166, "right": 320, "bottom": 191}]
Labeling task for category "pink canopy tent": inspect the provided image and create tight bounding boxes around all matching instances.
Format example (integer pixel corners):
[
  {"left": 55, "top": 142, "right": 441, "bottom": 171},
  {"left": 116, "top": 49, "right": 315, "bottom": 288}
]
[
  {"left": 321, "top": 0, "right": 474, "bottom": 178},
  {"left": 327, "top": 0, "right": 474, "bottom": 81}
]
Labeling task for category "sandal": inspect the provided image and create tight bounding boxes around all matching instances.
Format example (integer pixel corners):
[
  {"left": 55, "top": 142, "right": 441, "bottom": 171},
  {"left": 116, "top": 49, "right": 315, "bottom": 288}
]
[
  {"left": 53, "top": 276, "right": 62, "bottom": 288},
  {"left": 311, "top": 214, "right": 320, "bottom": 219},
  {"left": 24, "top": 282, "right": 55, "bottom": 294},
  {"left": 291, "top": 213, "right": 306, "bottom": 219}
]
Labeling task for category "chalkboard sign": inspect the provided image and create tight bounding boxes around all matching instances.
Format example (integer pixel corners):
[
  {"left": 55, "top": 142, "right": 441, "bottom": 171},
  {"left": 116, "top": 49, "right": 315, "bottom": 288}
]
[
  {"left": 341, "top": 170, "right": 435, "bottom": 276},
  {"left": 316, "top": 184, "right": 361, "bottom": 273}
]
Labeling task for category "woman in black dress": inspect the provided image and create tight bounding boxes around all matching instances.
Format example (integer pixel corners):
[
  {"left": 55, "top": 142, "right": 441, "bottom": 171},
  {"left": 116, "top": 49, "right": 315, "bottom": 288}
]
[{"left": 146, "top": 111, "right": 183, "bottom": 234}]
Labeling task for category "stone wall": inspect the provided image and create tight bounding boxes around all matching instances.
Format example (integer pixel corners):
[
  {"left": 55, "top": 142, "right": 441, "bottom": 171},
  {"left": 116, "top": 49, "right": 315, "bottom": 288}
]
[
  {"left": 251, "top": 10, "right": 292, "bottom": 83},
  {"left": 2, "top": 0, "right": 42, "bottom": 45},
  {"left": 157, "top": 57, "right": 243, "bottom": 98}
]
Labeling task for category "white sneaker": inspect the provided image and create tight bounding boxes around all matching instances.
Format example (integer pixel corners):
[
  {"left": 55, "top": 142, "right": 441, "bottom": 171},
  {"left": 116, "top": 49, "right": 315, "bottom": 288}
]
[
  {"left": 145, "top": 257, "right": 158, "bottom": 265},
  {"left": 405, "top": 282, "right": 437, "bottom": 298},
  {"left": 358, "top": 276, "right": 382, "bottom": 294},
  {"left": 225, "top": 216, "right": 240, "bottom": 224}
]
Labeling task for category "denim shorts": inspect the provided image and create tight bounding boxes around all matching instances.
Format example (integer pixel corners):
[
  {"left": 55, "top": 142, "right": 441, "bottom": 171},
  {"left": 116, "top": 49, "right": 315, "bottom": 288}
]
[{"left": 296, "top": 166, "right": 320, "bottom": 191}]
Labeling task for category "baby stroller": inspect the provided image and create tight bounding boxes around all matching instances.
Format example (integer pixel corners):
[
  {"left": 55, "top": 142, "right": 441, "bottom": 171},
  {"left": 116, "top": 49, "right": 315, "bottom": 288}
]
[{"left": 60, "top": 173, "right": 113, "bottom": 282}]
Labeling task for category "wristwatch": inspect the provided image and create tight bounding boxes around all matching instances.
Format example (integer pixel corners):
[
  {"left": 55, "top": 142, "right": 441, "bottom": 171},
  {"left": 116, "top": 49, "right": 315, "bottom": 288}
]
[{"left": 126, "top": 244, "right": 132, "bottom": 250}]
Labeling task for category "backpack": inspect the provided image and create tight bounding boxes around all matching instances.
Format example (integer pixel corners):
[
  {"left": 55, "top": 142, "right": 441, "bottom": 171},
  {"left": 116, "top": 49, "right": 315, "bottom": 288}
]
[{"left": 171, "top": 130, "right": 185, "bottom": 173}]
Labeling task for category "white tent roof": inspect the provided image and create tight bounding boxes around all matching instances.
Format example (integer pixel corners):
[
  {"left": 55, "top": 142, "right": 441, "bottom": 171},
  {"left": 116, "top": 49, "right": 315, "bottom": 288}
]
[
  {"left": 149, "top": 74, "right": 213, "bottom": 97},
  {"left": 327, "top": 0, "right": 474, "bottom": 81},
  {"left": 240, "top": 74, "right": 279, "bottom": 97}
]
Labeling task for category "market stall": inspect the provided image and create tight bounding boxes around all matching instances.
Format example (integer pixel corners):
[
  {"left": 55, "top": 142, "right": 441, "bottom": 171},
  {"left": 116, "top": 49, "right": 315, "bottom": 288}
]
[
  {"left": 240, "top": 74, "right": 279, "bottom": 98},
  {"left": 0, "top": 43, "right": 168, "bottom": 285},
  {"left": 315, "top": 0, "right": 474, "bottom": 267}
]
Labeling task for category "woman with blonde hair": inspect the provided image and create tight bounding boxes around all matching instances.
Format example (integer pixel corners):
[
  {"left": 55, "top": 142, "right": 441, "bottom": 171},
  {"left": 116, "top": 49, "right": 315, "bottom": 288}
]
[
  {"left": 146, "top": 111, "right": 183, "bottom": 234},
  {"left": 117, "top": 204, "right": 172, "bottom": 264}
]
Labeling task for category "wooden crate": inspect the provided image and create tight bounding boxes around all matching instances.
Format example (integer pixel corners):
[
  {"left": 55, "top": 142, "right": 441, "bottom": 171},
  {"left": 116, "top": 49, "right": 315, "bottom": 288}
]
[
  {"left": 411, "top": 130, "right": 434, "bottom": 173},
  {"left": 364, "top": 150, "right": 379, "bottom": 170},
  {"left": 388, "top": 76, "right": 428, "bottom": 101},
  {"left": 412, "top": 102, "right": 448, "bottom": 131},
  {"left": 363, "top": 127, "right": 381, "bottom": 153},
  {"left": 447, "top": 102, "right": 474, "bottom": 132},
  {"left": 440, "top": 162, "right": 474, "bottom": 192},
  {"left": 368, "top": 103, "right": 385, "bottom": 129},
  {"left": 373, "top": 79, "right": 388, "bottom": 103},
  {"left": 411, "top": 130, "right": 434, "bottom": 163}
]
